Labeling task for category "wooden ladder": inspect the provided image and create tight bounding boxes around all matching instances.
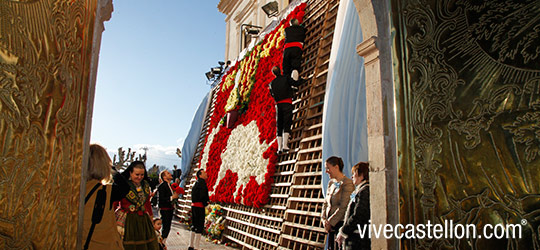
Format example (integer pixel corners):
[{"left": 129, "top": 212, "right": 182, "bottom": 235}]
[
  {"left": 176, "top": 84, "right": 219, "bottom": 220},
  {"left": 279, "top": 0, "right": 340, "bottom": 248}
]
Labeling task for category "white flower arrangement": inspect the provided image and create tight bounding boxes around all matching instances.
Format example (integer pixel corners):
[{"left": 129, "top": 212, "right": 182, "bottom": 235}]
[
  {"left": 199, "top": 126, "right": 220, "bottom": 173},
  {"left": 208, "top": 121, "right": 270, "bottom": 197}
]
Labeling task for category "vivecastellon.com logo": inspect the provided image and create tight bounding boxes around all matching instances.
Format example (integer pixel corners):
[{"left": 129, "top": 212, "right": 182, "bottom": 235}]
[{"left": 357, "top": 220, "right": 526, "bottom": 239}]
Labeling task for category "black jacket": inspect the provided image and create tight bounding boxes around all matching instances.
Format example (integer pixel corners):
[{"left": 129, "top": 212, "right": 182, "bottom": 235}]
[
  {"left": 157, "top": 182, "right": 174, "bottom": 209},
  {"left": 191, "top": 178, "right": 209, "bottom": 206},
  {"left": 340, "top": 182, "right": 370, "bottom": 250},
  {"left": 285, "top": 25, "right": 306, "bottom": 44},
  {"left": 269, "top": 74, "right": 299, "bottom": 102}
]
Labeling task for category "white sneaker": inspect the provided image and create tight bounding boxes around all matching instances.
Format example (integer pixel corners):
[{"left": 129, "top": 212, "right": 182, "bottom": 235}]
[{"left": 291, "top": 70, "right": 299, "bottom": 81}]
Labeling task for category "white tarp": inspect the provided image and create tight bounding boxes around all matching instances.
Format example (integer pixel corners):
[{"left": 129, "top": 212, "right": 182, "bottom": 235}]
[
  {"left": 321, "top": 0, "right": 368, "bottom": 196},
  {"left": 179, "top": 91, "right": 211, "bottom": 187}
]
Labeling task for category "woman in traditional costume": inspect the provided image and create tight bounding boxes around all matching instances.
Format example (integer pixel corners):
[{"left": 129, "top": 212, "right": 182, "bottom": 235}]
[{"left": 116, "top": 161, "right": 159, "bottom": 250}]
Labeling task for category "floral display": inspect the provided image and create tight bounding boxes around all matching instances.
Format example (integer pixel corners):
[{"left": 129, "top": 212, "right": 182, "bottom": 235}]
[
  {"left": 171, "top": 183, "right": 185, "bottom": 195},
  {"left": 197, "top": 3, "right": 307, "bottom": 208},
  {"left": 204, "top": 204, "right": 226, "bottom": 243}
]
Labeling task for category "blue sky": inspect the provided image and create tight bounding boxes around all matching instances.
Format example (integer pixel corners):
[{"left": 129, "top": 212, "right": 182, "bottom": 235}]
[{"left": 91, "top": 0, "right": 225, "bottom": 169}]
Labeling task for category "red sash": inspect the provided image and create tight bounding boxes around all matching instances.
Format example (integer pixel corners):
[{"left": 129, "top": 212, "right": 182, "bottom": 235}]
[
  {"left": 192, "top": 202, "right": 204, "bottom": 208},
  {"left": 277, "top": 98, "right": 293, "bottom": 104},
  {"left": 284, "top": 42, "right": 303, "bottom": 49}
]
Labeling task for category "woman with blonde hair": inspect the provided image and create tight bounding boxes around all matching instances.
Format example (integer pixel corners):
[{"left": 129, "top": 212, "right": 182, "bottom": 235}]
[{"left": 83, "top": 144, "right": 128, "bottom": 250}]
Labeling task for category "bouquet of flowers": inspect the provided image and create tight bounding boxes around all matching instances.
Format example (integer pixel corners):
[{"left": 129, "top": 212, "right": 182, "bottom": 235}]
[
  {"left": 171, "top": 183, "right": 185, "bottom": 195},
  {"left": 204, "top": 204, "right": 226, "bottom": 242}
]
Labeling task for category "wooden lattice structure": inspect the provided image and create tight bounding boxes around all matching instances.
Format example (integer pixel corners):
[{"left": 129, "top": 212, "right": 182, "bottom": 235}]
[{"left": 177, "top": 0, "right": 340, "bottom": 248}]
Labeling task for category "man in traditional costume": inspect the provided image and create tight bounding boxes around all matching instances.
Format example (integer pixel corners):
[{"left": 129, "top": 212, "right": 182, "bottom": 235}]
[{"left": 188, "top": 169, "right": 209, "bottom": 250}]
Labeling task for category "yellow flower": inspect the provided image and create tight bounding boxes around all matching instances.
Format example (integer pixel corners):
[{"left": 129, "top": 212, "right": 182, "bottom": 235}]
[{"left": 224, "top": 88, "right": 239, "bottom": 112}]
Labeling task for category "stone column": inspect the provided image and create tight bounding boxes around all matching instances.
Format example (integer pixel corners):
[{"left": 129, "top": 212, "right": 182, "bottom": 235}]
[
  {"left": 77, "top": 0, "right": 114, "bottom": 248},
  {"left": 357, "top": 34, "right": 399, "bottom": 250}
]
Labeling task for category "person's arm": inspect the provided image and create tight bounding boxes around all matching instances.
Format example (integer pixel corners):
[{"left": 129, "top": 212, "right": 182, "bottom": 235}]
[
  {"left": 111, "top": 172, "right": 130, "bottom": 203},
  {"left": 321, "top": 199, "right": 328, "bottom": 220},
  {"left": 191, "top": 182, "right": 200, "bottom": 203},
  {"left": 321, "top": 181, "right": 331, "bottom": 221},
  {"left": 328, "top": 180, "right": 355, "bottom": 226},
  {"left": 157, "top": 183, "right": 167, "bottom": 203},
  {"left": 288, "top": 76, "right": 301, "bottom": 87},
  {"left": 202, "top": 183, "right": 210, "bottom": 206},
  {"left": 145, "top": 186, "right": 154, "bottom": 217},
  {"left": 339, "top": 187, "right": 370, "bottom": 240}
]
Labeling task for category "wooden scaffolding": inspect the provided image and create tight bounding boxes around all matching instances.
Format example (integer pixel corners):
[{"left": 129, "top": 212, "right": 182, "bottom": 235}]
[{"left": 177, "top": 0, "right": 341, "bottom": 248}]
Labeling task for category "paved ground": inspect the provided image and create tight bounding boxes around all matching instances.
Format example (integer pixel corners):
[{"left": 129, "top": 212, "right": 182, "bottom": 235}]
[{"left": 153, "top": 208, "right": 236, "bottom": 250}]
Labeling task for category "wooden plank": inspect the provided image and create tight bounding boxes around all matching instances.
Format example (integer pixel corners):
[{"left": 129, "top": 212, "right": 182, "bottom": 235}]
[
  {"left": 272, "top": 182, "right": 292, "bottom": 187},
  {"left": 297, "top": 146, "right": 322, "bottom": 154},
  {"left": 291, "top": 184, "right": 320, "bottom": 190},
  {"left": 285, "top": 209, "right": 321, "bottom": 217},
  {"left": 223, "top": 206, "right": 284, "bottom": 222},
  {"left": 287, "top": 197, "right": 324, "bottom": 203},
  {"left": 274, "top": 170, "right": 295, "bottom": 176},
  {"left": 282, "top": 222, "right": 326, "bottom": 233},
  {"left": 277, "top": 159, "right": 297, "bottom": 166},
  {"left": 279, "top": 234, "right": 325, "bottom": 248},
  {"left": 292, "top": 171, "right": 322, "bottom": 177},
  {"left": 306, "top": 111, "right": 323, "bottom": 120},
  {"left": 264, "top": 204, "right": 287, "bottom": 210},
  {"left": 295, "top": 159, "right": 321, "bottom": 166},
  {"left": 301, "top": 134, "right": 322, "bottom": 142},
  {"left": 223, "top": 235, "right": 256, "bottom": 250},
  {"left": 225, "top": 216, "right": 282, "bottom": 235},
  {"left": 305, "top": 123, "right": 323, "bottom": 130},
  {"left": 269, "top": 193, "right": 289, "bottom": 199},
  {"left": 226, "top": 226, "right": 279, "bottom": 247}
]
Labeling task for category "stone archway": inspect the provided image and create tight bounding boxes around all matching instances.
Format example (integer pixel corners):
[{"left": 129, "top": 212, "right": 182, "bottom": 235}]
[{"left": 352, "top": 0, "right": 399, "bottom": 249}]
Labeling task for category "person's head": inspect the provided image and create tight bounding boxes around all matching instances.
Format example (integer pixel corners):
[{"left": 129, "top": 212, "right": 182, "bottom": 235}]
[
  {"left": 351, "top": 162, "right": 369, "bottom": 185},
  {"left": 290, "top": 18, "right": 299, "bottom": 26},
  {"left": 325, "top": 156, "right": 344, "bottom": 179},
  {"left": 153, "top": 218, "right": 162, "bottom": 231},
  {"left": 272, "top": 66, "right": 281, "bottom": 77},
  {"left": 160, "top": 170, "right": 173, "bottom": 183},
  {"left": 196, "top": 169, "right": 208, "bottom": 180},
  {"left": 88, "top": 144, "right": 112, "bottom": 183},
  {"left": 123, "top": 160, "right": 148, "bottom": 185}
]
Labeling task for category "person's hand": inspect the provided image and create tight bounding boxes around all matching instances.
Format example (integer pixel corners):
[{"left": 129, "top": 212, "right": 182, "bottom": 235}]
[
  {"left": 336, "top": 234, "right": 345, "bottom": 247},
  {"left": 150, "top": 191, "right": 156, "bottom": 198},
  {"left": 172, "top": 192, "right": 179, "bottom": 199},
  {"left": 324, "top": 220, "right": 332, "bottom": 233}
]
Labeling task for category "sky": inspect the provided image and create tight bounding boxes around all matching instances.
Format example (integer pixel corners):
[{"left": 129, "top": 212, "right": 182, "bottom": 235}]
[{"left": 90, "top": 0, "right": 225, "bottom": 169}]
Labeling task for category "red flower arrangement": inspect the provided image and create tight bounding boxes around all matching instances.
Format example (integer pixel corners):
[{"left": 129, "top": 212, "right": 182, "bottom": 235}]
[
  {"left": 171, "top": 183, "right": 185, "bottom": 195},
  {"left": 196, "top": 3, "right": 307, "bottom": 208}
]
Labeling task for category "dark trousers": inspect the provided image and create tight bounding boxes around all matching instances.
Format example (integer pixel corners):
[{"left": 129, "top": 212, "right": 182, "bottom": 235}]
[
  {"left": 276, "top": 103, "right": 294, "bottom": 136},
  {"left": 283, "top": 46, "right": 303, "bottom": 77},
  {"left": 327, "top": 221, "right": 344, "bottom": 250},
  {"left": 159, "top": 209, "right": 173, "bottom": 238},
  {"left": 344, "top": 233, "right": 370, "bottom": 250},
  {"left": 191, "top": 206, "right": 205, "bottom": 233}
]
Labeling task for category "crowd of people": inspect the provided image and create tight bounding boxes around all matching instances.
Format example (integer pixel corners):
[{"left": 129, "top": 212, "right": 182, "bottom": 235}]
[
  {"left": 83, "top": 17, "right": 369, "bottom": 250},
  {"left": 83, "top": 144, "right": 211, "bottom": 250}
]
